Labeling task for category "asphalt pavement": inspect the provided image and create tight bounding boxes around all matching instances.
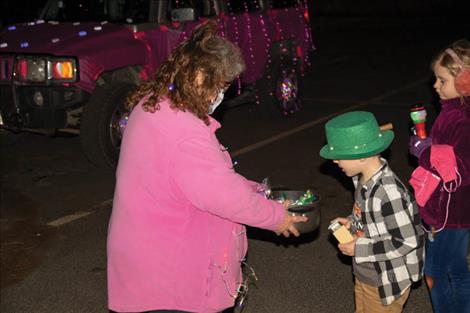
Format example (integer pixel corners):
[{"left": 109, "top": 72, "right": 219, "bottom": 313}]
[{"left": 1, "top": 16, "right": 469, "bottom": 313}]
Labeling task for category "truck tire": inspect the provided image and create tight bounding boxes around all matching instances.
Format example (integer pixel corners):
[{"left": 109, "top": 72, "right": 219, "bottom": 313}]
[{"left": 80, "top": 82, "right": 136, "bottom": 169}]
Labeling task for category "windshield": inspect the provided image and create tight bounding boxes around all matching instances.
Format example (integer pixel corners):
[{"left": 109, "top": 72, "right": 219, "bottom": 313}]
[{"left": 40, "top": 0, "right": 149, "bottom": 23}]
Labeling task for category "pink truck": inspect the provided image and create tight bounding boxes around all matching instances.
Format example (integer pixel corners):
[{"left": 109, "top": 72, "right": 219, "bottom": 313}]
[{"left": 0, "top": 0, "right": 314, "bottom": 168}]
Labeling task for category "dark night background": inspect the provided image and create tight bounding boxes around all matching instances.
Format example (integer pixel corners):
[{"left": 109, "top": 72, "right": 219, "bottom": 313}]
[
  {"left": 1, "top": 1, "right": 469, "bottom": 312},
  {"left": 1, "top": 0, "right": 470, "bottom": 27},
  {"left": 0, "top": 0, "right": 470, "bottom": 313}
]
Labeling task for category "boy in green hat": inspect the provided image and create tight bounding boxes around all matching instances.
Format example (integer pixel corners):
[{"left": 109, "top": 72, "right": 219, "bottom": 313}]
[{"left": 320, "top": 111, "right": 424, "bottom": 313}]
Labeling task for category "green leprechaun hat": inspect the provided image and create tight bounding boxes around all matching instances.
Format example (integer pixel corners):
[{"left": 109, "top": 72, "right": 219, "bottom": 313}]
[{"left": 319, "top": 111, "right": 394, "bottom": 160}]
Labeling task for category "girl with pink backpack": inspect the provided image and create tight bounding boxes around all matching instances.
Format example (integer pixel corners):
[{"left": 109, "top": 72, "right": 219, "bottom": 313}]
[{"left": 409, "top": 38, "right": 470, "bottom": 313}]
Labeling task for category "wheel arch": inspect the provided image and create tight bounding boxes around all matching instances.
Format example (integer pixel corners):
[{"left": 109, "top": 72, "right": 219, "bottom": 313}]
[
  {"left": 95, "top": 65, "right": 145, "bottom": 88},
  {"left": 79, "top": 81, "right": 137, "bottom": 169}
]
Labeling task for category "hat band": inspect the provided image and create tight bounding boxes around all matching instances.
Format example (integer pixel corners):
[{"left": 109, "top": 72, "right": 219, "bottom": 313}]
[{"left": 328, "top": 133, "right": 384, "bottom": 153}]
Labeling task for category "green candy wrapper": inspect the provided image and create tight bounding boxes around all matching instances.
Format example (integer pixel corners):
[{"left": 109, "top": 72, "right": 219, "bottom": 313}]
[{"left": 291, "top": 190, "right": 317, "bottom": 206}]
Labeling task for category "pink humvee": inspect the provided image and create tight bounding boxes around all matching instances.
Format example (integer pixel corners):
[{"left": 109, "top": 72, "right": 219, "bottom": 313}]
[{"left": 0, "top": 0, "right": 314, "bottom": 168}]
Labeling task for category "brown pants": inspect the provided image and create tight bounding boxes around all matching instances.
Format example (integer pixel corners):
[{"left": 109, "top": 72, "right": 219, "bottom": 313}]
[{"left": 355, "top": 279, "right": 410, "bottom": 313}]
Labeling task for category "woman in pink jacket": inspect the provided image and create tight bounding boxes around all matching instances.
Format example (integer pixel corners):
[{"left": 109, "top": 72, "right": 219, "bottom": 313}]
[{"left": 107, "top": 21, "right": 305, "bottom": 313}]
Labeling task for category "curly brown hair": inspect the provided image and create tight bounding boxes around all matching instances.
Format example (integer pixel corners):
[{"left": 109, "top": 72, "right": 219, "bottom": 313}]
[{"left": 126, "top": 20, "right": 246, "bottom": 125}]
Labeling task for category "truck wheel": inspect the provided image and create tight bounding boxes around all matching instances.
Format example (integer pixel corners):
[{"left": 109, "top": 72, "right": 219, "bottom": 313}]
[
  {"left": 258, "top": 56, "right": 302, "bottom": 117},
  {"left": 80, "top": 82, "right": 136, "bottom": 169}
]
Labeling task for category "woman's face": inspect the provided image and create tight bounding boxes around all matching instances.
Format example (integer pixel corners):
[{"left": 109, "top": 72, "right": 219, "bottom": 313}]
[{"left": 433, "top": 63, "right": 460, "bottom": 100}]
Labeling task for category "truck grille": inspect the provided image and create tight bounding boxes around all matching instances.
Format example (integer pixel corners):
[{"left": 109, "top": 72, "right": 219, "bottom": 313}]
[{"left": 0, "top": 54, "right": 14, "bottom": 81}]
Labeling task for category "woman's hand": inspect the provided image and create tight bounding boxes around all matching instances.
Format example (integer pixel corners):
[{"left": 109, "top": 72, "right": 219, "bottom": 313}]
[{"left": 275, "top": 200, "right": 308, "bottom": 237}]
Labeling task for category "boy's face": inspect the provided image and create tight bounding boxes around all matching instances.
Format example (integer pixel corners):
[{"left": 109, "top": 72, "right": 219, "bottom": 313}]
[
  {"left": 333, "top": 159, "right": 364, "bottom": 177},
  {"left": 433, "top": 63, "right": 460, "bottom": 100}
]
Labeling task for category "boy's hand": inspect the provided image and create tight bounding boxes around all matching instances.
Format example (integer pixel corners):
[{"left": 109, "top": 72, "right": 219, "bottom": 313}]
[
  {"left": 338, "top": 237, "right": 357, "bottom": 256},
  {"left": 330, "top": 217, "right": 351, "bottom": 229}
]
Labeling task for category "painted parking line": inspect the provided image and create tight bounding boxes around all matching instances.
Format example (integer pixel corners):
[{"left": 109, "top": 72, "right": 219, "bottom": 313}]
[
  {"left": 47, "top": 199, "right": 112, "bottom": 227},
  {"left": 232, "top": 77, "right": 428, "bottom": 157},
  {"left": 49, "top": 77, "right": 427, "bottom": 227},
  {"left": 48, "top": 211, "right": 92, "bottom": 227}
]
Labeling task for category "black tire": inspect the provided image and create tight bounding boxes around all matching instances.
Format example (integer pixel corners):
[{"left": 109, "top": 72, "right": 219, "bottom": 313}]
[
  {"left": 80, "top": 82, "right": 136, "bottom": 169},
  {"left": 257, "top": 55, "right": 302, "bottom": 117}
]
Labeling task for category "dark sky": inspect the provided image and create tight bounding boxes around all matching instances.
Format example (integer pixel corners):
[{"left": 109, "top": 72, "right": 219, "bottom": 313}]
[
  {"left": 1, "top": 0, "right": 468, "bottom": 27},
  {"left": 0, "top": 0, "right": 48, "bottom": 26},
  {"left": 311, "top": 0, "right": 467, "bottom": 16}
]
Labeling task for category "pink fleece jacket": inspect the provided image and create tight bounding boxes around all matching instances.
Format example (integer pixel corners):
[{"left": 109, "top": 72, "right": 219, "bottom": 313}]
[{"left": 107, "top": 97, "right": 286, "bottom": 313}]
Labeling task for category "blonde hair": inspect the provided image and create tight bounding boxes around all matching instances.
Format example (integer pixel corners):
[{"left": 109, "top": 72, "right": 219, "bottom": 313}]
[
  {"left": 127, "top": 20, "right": 246, "bottom": 124},
  {"left": 431, "top": 39, "right": 470, "bottom": 77}
]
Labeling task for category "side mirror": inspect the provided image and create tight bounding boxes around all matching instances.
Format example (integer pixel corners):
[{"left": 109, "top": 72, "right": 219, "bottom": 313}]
[{"left": 171, "top": 8, "right": 196, "bottom": 22}]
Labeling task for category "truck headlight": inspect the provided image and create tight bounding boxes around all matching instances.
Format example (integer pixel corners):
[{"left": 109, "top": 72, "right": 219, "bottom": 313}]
[
  {"left": 15, "top": 56, "right": 78, "bottom": 83},
  {"left": 18, "top": 58, "right": 46, "bottom": 82},
  {"left": 51, "top": 59, "right": 76, "bottom": 81}
]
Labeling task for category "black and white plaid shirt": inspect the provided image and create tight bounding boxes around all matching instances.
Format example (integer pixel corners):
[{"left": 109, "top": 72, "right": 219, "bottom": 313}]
[{"left": 351, "top": 158, "right": 424, "bottom": 305}]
